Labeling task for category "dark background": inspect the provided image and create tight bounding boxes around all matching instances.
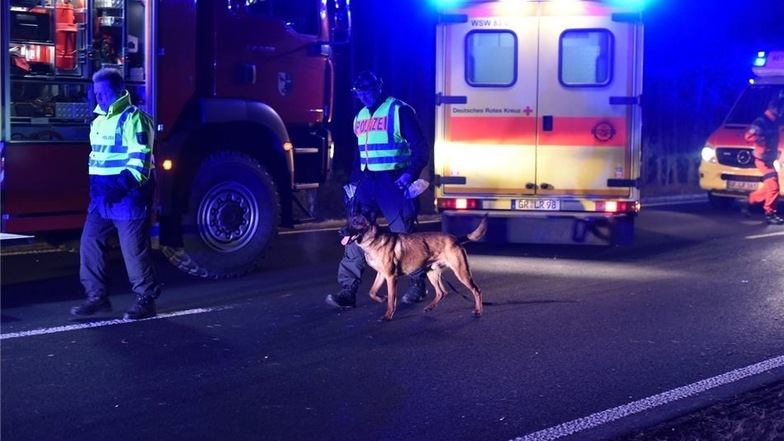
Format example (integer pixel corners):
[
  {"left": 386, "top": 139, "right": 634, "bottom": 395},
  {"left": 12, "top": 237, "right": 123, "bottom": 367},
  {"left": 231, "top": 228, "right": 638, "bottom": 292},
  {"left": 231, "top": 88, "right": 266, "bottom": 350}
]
[{"left": 326, "top": 0, "right": 784, "bottom": 199}]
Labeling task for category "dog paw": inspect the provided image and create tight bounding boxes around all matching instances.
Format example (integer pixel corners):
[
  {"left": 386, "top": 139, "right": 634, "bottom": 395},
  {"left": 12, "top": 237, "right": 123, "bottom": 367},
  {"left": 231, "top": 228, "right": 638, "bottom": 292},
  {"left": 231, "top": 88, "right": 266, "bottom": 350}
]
[
  {"left": 423, "top": 306, "right": 434, "bottom": 313},
  {"left": 378, "top": 315, "right": 393, "bottom": 322},
  {"left": 472, "top": 310, "right": 482, "bottom": 318}
]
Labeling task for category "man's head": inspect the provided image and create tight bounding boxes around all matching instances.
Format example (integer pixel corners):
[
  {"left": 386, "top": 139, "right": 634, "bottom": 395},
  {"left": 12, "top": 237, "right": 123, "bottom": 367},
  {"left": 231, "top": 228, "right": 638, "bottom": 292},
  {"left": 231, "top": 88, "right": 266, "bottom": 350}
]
[
  {"left": 768, "top": 90, "right": 784, "bottom": 119},
  {"left": 92, "top": 68, "right": 125, "bottom": 112},
  {"left": 351, "top": 71, "right": 383, "bottom": 108}
]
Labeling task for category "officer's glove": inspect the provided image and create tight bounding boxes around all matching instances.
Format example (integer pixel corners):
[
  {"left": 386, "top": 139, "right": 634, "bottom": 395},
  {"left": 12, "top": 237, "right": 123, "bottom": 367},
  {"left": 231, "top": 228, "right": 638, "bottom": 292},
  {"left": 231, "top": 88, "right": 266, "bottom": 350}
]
[
  {"left": 394, "top": 173, "right": 413, "bottom": 191},
  {"left": 103, "top": 170, "right": 138, "bottom": 204},
  {"left": 118, "top": 169, "right": 139, "bottom": 191}
]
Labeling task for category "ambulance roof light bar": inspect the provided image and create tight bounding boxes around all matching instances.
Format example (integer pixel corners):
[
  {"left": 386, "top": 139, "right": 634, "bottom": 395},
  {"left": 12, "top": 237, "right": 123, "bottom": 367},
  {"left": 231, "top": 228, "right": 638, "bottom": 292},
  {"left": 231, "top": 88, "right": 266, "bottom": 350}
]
[
  {"left": 752, "top": 50, "right": 784, "bottom": 78},
  {"left": 430, "top": 0, "right": 650, "bottom": 7},
  {"left": 430, "top": 0, "right": 646, "bottom": 5}
]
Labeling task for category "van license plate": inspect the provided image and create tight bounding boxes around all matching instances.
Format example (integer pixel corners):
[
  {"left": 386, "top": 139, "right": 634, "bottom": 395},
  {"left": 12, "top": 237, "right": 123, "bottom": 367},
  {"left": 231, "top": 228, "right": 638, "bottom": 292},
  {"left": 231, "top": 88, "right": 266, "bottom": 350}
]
[
  {"left": 514, "top": 199, "right": 560, "bottom": 211},
  {"left": 726, "top": 180, "right": 758, "bottom": 192}
]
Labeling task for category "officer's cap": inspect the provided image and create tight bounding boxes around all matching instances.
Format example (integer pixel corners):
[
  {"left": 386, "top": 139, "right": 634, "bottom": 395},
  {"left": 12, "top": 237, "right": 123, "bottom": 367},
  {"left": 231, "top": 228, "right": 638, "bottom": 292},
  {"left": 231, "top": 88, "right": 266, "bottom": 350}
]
[{"left": 352, "top": 71, "right": 383, "bottom": 93}]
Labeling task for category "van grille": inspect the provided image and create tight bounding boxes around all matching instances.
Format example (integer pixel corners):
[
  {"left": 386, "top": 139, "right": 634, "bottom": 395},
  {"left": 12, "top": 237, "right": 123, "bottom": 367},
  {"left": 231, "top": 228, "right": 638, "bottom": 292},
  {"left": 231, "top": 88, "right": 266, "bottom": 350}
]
[{"left": 716, "top": 147, "right": 755, "bottom": 168}]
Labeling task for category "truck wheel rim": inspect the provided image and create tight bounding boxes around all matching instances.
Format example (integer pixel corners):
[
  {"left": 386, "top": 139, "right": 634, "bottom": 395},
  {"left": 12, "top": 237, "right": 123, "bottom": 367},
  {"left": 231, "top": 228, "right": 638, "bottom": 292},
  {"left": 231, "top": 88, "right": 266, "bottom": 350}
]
[{"left": 197, "top": 182, "right": 259, "bottom": 252}]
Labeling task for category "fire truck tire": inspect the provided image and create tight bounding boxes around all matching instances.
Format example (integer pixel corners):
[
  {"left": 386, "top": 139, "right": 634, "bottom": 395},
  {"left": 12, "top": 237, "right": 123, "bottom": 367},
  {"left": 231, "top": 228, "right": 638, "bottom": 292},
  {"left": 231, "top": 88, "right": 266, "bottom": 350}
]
[{"left": 166, "top": 151, "right": 280, "bottom": 279}]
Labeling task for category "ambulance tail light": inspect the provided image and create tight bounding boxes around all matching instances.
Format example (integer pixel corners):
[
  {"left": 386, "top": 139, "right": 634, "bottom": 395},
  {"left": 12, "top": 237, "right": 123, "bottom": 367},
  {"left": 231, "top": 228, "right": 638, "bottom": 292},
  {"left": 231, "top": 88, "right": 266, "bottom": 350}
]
[
  {"left": 437, "top": 198, "right": 480, "bottom": 210},
  {"left": 596, "top": 200, "right": 639, "bottom": 213}
]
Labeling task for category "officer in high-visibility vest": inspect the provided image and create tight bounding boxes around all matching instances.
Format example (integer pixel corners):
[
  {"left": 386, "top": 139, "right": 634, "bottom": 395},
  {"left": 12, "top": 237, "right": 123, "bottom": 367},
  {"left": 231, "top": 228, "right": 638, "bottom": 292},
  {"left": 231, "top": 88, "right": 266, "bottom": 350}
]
[
  {"left": 326, "top": 71, "right": 431, "bottom": 309},
  {"left": 742, "top": 91, "right": 784, "bottom": 225},
  {"left": 70, "top": 67, "right": 161, "bottom": 320}
]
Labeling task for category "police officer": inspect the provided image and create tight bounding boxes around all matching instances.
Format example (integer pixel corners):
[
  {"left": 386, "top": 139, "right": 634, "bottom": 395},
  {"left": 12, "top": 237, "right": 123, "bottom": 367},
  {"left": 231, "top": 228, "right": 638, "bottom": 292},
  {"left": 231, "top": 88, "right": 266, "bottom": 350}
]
[
  {"left": 743, "top": 91, "right": 784, "bottom": 225},
  {"left": 70, "top": 67, "right": 161, "bottom": 320},
  {"left": 326, "top": 71, "right": 431, "bottom": 308}
]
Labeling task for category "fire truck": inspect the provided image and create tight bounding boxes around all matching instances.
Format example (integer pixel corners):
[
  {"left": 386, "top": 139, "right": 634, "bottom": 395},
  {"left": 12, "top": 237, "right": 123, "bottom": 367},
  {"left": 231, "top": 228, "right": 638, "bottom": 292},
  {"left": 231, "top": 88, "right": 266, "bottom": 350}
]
[
  {"left": 699, "top": 50, "right": 784, "bottom": 208},
  {"left": 432, "top": 0, "right": 643, "bottom": 245},
  {"left": 1, "top": 0, "right": 350, "bottom": 277}
]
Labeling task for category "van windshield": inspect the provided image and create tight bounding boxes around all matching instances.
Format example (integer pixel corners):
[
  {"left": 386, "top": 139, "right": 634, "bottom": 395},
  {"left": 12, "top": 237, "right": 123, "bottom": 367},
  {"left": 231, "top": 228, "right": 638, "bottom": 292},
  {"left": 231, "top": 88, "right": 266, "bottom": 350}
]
[{"left": 725, "top": 84, "right": 784, "bottom": 125}]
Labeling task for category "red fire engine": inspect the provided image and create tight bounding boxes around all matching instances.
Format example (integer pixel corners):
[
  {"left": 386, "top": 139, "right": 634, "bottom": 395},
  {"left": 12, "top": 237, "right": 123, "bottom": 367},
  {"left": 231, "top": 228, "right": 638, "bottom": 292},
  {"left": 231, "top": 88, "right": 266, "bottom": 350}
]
[{"left": 1, "top": 0, "right": 350, "bottom": 277}]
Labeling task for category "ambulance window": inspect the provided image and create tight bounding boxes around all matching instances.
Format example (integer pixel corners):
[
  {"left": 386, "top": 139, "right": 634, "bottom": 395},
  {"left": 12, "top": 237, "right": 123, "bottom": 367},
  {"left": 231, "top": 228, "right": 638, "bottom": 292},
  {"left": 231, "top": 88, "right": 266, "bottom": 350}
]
[
  {"left": 560, "top": 30, "right": 613, "bottom": 87},
  {"left": 465, "top": 31, "right": 517, "bottom": 87}
]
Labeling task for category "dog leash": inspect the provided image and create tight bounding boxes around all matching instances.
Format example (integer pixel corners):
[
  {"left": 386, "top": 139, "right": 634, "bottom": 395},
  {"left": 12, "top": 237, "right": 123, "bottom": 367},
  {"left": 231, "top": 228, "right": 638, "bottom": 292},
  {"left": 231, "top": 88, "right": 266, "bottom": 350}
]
[{"left": 444, "top": 278, "right": 494, "bottom": 306}]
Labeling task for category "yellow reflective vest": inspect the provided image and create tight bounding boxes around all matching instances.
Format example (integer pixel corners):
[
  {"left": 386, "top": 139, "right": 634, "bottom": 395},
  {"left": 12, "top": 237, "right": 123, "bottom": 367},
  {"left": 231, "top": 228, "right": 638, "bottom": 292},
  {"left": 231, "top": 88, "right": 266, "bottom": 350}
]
[
  {"left": 89, "top": 90, "right": 155, "bottom": 183},
  {"left": 353, "top": 96, "right": 412, "bottom": 172}
]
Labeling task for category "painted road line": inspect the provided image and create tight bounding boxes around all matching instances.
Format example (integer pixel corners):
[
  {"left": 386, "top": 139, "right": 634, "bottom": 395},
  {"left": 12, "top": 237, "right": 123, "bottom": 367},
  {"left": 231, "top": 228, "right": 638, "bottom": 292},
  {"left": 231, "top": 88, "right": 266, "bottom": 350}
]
[
  {"left": 746, "top": 231, "right": 784, "bottom": 240},
  {"left": 0, "top": 306, "right": 232, "bottom": 340},
  {"left": 510, "top": 355, "right": 784, "bottom": 441}
]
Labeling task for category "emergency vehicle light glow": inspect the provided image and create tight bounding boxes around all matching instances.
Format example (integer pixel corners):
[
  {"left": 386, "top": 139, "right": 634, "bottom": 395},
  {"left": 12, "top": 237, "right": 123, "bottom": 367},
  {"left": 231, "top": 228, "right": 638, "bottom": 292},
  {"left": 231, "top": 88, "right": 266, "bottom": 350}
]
[
  {"left": 437, "top": 198, "right": 479, "bottom": 210},
  {"left": 161, "top": 159, "right": 173, "bottom": 171},
  {"left": 595, "top": 200, "right": 638, "bottom": 213},
  {"left": 753, "top": 52, "right": 767, "bottom": 67}
]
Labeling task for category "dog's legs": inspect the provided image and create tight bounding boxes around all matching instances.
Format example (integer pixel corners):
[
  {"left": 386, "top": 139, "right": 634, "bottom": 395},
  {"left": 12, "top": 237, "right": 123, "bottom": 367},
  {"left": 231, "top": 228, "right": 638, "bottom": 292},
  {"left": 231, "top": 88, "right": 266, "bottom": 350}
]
[
  {"left": 368, "top": 272, "right": 387, "bottom": 304},
  {"left": 380, "top": 276, "right": 397, "bottom": 321},
  {"left": 449, "top": 248, "right": 483, "bottom": 317},
  {"left": 423, "top": 268, "right": 446, "bottom": 313}
]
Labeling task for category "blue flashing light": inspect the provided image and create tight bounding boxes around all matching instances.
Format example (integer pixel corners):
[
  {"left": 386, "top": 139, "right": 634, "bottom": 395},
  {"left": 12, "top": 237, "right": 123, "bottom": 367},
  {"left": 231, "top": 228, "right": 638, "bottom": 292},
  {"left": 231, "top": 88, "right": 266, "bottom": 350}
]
[
  {"left": 430, "top": 0, "right": 467, "bottom": 8},
  {"left": 754, "top": 51, "right": 767, "bottom": 67},
  {"left": 604, "top": 0, "right": 648, "bottom": 8},
  {"left": 430, "top": 0, "right": 648, "bottom": 8}
]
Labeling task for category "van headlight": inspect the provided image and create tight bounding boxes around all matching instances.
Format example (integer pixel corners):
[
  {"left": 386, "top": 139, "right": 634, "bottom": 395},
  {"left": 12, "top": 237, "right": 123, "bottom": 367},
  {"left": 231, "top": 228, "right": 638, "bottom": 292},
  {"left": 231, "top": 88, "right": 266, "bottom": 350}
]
[{"left": 701, "top": 146, "right": 717, "bottom": 163}]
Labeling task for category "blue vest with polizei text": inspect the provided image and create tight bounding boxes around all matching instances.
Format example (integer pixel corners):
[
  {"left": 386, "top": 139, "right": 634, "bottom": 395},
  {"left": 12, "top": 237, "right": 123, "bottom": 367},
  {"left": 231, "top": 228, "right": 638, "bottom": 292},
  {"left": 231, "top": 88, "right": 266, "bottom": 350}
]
[{"left": 354, "top": 96, "right": 412, "bottom": 172}]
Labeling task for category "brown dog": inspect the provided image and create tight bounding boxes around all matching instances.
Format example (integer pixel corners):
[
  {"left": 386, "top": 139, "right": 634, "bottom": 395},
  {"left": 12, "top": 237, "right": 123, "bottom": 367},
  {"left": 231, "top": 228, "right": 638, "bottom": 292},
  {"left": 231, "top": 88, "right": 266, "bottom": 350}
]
[{"left": 339, "top": 214, "right": 487, "bottom": 321}]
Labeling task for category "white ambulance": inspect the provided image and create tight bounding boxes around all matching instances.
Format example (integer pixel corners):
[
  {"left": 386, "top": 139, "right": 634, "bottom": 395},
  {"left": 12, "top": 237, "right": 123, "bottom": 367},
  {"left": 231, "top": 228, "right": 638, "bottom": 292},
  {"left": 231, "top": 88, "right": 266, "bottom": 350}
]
[
  {"left": 433, "top": 0, "right": 644, "bottom": 245},
  {"left": 699, "top": 50, "right": 784, "bottom": 208}
]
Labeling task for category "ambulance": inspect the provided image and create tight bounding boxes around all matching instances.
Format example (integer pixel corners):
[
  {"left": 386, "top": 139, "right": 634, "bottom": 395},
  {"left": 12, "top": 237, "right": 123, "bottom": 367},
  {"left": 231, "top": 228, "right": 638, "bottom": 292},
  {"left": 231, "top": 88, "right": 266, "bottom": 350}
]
[
  {"left": 699, "top": 50, "right": 784, "bottom": 208},
  {"left": 432, "top": 0, "right": 644, "bottom": 245}
]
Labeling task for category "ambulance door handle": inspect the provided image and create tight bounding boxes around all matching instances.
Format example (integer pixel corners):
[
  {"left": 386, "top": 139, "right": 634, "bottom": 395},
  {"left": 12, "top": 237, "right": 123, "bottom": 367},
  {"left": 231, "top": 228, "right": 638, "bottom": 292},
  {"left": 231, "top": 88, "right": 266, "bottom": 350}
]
[
  {"left": 525, "top": 183, "right": 536, "bottom": 190},
  {"left": 542, "top": 115, "right": 553, "bottom": 131},
  {"left": 540, "top": 183, "right": 553, "bottom": 190}
]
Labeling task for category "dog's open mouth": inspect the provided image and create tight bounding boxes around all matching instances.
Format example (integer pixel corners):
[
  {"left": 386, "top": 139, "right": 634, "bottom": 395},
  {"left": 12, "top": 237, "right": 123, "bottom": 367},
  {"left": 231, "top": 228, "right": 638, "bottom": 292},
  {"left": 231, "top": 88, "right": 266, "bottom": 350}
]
[
  {"left": 340, "top": 234, "right": 360, "bottom": 246},
  {"left": 338, "top": 226, "right": 362, "bottom": 246}
]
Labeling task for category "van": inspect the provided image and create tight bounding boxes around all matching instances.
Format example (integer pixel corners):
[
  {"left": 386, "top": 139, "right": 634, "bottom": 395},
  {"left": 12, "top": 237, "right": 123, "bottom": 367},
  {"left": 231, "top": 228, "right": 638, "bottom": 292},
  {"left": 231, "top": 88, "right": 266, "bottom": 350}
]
[{"left": 699, "top": 51, "right": 784, "bottom": 208}]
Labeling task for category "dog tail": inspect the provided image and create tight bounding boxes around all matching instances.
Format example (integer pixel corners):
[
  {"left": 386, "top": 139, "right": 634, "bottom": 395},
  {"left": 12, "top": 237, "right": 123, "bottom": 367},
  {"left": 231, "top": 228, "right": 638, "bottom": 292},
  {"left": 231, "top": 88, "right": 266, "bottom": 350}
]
[{"left": 458, "top": 213, "right": 488, "bottom": 244}]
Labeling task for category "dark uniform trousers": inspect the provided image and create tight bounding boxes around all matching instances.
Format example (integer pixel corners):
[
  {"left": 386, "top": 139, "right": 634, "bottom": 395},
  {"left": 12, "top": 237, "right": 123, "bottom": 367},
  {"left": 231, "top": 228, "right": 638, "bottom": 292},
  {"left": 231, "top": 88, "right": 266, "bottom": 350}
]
[
  {"left": 338, "top": 169, "right": 426, "bottom": 289},
  {"left": 80, "top": 178, "right": 160, "bottom": 300}
]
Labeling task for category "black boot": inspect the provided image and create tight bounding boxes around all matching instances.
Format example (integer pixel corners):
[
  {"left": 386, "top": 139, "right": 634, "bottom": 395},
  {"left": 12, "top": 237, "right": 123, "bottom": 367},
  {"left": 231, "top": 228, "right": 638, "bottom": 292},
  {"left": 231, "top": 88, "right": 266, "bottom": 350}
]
[
  {"left": 123, "top": 296, "right": 157, "bottom": 320},
  {"left": 765, "top": 213, "right": 784, "bottom": 225},
  {"left": 401, "top": 278, "right": 428, "bottom": 304},
  {"left": 325, "top": 282, "right": 359, "bottom": 309},
  {"left": 70, "top": 296, "right": 112, "bottom": 316}
]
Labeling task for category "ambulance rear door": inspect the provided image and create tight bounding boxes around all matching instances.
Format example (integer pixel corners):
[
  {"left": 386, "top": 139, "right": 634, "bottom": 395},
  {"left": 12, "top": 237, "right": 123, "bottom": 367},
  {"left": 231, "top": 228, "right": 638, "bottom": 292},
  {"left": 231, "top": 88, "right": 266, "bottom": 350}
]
[
  {"left": 435, "top": 1, "right": 539, "bottom": 198},
  {"left": 536, "top": 1, "right": 642, "bottom": 201}
]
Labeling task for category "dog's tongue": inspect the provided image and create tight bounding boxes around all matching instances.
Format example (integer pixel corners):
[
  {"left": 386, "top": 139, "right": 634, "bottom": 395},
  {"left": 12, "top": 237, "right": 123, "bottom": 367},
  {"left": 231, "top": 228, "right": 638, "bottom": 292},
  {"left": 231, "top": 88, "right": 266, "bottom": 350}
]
[{"left": 341, "top": 236, "right": 350, "bottom": 246}]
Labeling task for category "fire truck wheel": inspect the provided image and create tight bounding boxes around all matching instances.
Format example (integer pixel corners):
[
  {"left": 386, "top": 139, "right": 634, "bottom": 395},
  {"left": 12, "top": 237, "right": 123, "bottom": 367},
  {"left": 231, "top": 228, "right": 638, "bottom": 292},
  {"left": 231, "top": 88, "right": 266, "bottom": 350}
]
[{"left": 169, "top": 151, "right": 280, "bottom": 279}]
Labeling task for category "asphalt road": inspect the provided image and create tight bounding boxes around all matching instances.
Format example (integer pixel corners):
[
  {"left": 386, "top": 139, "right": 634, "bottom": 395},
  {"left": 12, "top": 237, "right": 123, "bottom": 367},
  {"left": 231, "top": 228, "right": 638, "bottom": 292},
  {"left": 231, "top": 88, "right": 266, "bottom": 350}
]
[{"left": 2, "top": 201, "right": 784, "bottom": 441}]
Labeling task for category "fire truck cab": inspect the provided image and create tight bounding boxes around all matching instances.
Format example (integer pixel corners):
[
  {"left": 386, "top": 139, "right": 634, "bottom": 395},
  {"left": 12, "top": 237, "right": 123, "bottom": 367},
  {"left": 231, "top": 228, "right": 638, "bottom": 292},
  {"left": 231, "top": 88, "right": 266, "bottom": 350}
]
[
  {"left": 699, "top": 50, "right": 784, "bottom": 208},
  {"left": 433, "top": 0, "right": 644, "bottom": 245},
  {"left": 1, "top": 0, "right": 350, "bottom": 278}
]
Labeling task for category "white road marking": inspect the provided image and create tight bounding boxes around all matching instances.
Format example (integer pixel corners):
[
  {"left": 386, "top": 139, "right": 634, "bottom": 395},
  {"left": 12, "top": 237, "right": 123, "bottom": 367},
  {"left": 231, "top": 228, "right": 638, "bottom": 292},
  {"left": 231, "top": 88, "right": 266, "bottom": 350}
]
[
  {"left": 0, "top": 306, "right": 232, "bottom": 340},
  {"left": 746, "top": 231, "right": 784, "bottom": 240},
  {"left": 510, "top": 355, "right": 784, "bottom": 441}
]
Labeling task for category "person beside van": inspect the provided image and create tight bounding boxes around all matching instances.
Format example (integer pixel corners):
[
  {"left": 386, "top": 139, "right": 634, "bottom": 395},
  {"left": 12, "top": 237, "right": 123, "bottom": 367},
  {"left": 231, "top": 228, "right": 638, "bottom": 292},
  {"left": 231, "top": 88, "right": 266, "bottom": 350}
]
[{"left": 742, "top": 92, "right": 784, "bottom": 225}]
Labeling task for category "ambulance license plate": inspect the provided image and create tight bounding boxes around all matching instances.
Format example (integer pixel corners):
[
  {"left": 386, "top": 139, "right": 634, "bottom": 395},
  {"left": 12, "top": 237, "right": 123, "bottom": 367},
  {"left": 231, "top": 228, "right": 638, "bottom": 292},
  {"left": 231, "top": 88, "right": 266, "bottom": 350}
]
[
  {"left": 513, "top": 199, "right": 560, "bottom": 211},
  {"left": 726, "top": 180, "right": 758, "bottom": 192}
]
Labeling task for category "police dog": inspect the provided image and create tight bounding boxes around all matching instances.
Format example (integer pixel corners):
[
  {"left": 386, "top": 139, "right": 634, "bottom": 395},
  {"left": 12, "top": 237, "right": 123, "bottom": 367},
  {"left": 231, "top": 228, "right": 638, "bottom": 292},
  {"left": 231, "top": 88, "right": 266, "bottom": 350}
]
[{"left": 339, "top": 214, "right": 487, "bottom": 321}]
